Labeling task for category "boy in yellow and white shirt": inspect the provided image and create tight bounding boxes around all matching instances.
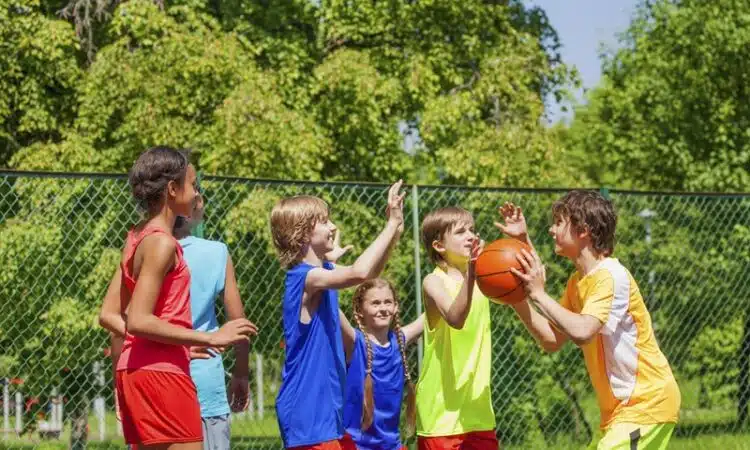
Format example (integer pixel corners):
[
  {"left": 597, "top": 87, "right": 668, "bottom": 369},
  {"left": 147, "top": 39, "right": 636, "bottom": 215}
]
[{"left": 495, "top": 192, "right": 680, "bottom": 450}]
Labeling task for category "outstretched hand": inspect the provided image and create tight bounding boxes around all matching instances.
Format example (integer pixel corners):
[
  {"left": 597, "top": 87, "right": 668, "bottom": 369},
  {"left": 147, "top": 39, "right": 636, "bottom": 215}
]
[
  {"left": 467, "top": 235, "right": 483, "bottom": 278},
  {"left": 325, "top": 229, "right": 354, "bottom": 264},
  {"left": 510, "top": 249, "right": 546, "bottom": 298},
  {"left": 189, "top": 346, "right": 223, "bottom": 360},
  {"left": 495, "top": 202, "right": 528, "bottom": 240},
  {"left": 210, "top": 318, "right": 257, "bottom": 347},
  {"left": 386, "top": 180, "right": 406, "bottom": 233}
]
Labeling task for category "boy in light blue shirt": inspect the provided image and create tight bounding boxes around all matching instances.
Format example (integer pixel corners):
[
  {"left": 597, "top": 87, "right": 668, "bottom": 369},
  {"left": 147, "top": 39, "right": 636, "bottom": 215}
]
[{"left": 174, "top": 194, "right": 258, "bottom": 450}]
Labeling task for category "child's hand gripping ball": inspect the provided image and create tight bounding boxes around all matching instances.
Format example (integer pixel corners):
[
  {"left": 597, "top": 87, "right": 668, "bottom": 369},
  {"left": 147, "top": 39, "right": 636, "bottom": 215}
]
[{"left": 475, "top": 238, "right": 531, "bottom": 305}]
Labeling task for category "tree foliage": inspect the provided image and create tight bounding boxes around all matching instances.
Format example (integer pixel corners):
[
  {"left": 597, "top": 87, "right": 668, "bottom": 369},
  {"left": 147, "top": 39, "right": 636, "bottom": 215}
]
[{"left": 567, "top": 0, "right": 750, "bottom": 192}]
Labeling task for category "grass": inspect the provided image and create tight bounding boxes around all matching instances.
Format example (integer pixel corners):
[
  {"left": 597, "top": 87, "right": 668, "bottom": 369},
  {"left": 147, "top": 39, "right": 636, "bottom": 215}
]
[{"left": 2, "top": 378, "right": 750, "bottom": 449}]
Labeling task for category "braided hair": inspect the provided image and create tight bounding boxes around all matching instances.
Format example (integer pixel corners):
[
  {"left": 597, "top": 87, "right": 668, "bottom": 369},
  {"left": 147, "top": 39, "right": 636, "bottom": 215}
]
[{"left": 352, "top": 278, "right": 417, "bottom": 435}]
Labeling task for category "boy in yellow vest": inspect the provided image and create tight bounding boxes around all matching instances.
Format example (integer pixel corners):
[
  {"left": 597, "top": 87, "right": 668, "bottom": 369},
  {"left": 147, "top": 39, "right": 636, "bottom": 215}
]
[
  {"left": 498, "top": 192, "right": 680, "bottom": 450},
  {"left": 416, "top": 206, "right": 498, "bottom": 450}
]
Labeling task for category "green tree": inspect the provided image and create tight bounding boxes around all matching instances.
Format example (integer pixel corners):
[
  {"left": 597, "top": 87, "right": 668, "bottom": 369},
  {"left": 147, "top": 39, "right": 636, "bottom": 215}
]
[
  {"left": 0, "top": 0, "right": 80, "bottom": 167},
  {"left": 567, "top": 0, "right": 750, "bottom": 192}
]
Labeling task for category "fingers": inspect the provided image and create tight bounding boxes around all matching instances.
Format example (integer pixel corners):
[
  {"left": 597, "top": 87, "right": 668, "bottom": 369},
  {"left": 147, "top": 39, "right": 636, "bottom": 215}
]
[
  {"left": 397, "top": 190, "right": 407, "bottom": 206},
  {"left": 389, "top": 179, "right": 404, "bottom": 202},
  {"left": 499, "top": 202, "right": 514, "bottom": 217},
  {"left": 532, "top": 249, "right": 543, "bottom": 266},
  {"left": 189, "top": 347, "right": 214, "bottom": 360},
  {"left": 245, "top": 322, "right": 259, "bottom": 336},
  {"left": 228, "top": 318, "right": 257, "bottom": 335},
  {"left": 515, "top": 252, "right": 532, "bottom": 273},
  {"left": 509, "top": 267, "right": 531, "bottom": 282},
  {"left": 470, "top": 236, "right": 481, "bottom": 260},
  {"left": 494, "top": 221, "right": 507, "bottom": 232},
  {"left": 229, "top": 383, "right": 249, "bottom": 412}
]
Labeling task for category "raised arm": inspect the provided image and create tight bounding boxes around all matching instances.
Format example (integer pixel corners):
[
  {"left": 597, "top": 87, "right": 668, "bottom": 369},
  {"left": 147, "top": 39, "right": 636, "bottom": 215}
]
[
  {"left": 401, "top": 313, "right": 424, "bottom": 346},
  {"left": 423, "top": 239, "right": 480, "bottom": 330},
  {"left": 339, "top": 309, "right": 357, "bottom": 362},
  {"left": 306, "top": 180, "right": 405, "bottom": 292}
]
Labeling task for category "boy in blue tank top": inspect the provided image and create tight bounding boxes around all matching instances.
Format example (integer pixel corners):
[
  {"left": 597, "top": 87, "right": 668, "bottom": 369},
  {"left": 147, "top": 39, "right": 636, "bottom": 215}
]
[
  {"left": 270, "top": 181, "right": 406, "bottom": 450},
  {"left": 339, "top": 278, "right": 424, "bottom": 450}
]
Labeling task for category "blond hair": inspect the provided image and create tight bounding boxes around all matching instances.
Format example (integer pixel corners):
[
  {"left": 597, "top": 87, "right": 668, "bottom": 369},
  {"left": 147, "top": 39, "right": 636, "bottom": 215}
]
[
  {"left": 270, "top": 195, "right": 329, "bottom": 268},
  {"left": 421, "top": 206, "right": 474, "bottom": 264},
  {"left": 352, "top": 279, "right": 416, "bottom": 436}
]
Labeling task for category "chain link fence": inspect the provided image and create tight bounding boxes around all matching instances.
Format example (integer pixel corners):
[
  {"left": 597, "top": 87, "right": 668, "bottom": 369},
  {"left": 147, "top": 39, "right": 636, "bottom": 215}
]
[{"left": 0, "top": 171, "right": 749, "bottom": 449}]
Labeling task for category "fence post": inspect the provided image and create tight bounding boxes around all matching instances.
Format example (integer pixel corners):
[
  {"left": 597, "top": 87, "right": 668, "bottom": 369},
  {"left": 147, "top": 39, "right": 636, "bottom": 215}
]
[
  {"left": 3, "top": 379, "right": 8, "bottom": 440},
  {"left": 255, "top": 353, "right": 264, "bottom": 419},
  {"left": 14, "top": 392, "right": 21, "bottom": 435},
  {"left": 411, "top": 185, "right": 423, "bottom": 368},
  {"left": 51, "top": 387, "right": 59, "bottom": 431}
]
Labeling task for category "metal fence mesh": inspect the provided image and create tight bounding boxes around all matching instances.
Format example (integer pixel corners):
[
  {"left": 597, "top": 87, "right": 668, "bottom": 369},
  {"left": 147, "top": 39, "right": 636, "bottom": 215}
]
[{"left": 0, "top": 172, "right": 749, "bottom": 449}]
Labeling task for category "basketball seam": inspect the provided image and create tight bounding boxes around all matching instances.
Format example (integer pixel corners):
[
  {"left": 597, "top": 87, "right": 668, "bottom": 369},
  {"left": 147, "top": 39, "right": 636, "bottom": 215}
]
[
  {"left": 489, "top": 283, "right": 524, "bottom": 299},
  {"left": 476, "top": 269, "right": 514, "bottom": 277}
]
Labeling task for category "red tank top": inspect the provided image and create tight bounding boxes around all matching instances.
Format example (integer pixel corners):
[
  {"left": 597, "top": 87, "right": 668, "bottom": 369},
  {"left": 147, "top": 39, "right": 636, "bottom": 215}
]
[{"left": 116, "top": 226, "right": 192, "bottom": 374}]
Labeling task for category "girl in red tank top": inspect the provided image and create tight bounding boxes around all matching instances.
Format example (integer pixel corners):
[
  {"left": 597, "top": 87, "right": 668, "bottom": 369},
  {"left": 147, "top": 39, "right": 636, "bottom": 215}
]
[{"left": 99, "top": 147, "right": 255, "bottom": 449}]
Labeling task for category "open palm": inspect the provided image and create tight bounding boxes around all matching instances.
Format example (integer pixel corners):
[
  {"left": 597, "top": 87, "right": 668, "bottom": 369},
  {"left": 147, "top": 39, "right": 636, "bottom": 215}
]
[
  {"left": 494, "top": 202, "right": 528, "bottom": 239},
  {"left": 325, "top": 229, "right": 353, "bottom": 264}
]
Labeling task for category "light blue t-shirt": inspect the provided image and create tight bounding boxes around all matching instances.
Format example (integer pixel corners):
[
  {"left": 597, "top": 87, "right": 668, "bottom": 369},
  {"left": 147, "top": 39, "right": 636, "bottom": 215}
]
[{"left": 179, "top": 236, "right": 230, "bottom": 418}]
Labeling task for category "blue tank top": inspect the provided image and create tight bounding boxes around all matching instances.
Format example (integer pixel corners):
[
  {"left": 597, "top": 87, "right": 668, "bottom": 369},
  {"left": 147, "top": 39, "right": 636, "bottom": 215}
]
[
  {"left": 343, "top": 330, "right": 405, "bottom": 450},
  {"left": 276, "top": 262, "right": 346, "bottom": 448}
]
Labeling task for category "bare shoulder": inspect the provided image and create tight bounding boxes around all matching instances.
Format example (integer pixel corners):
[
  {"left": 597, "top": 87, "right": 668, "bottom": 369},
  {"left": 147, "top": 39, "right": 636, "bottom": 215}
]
[
  {"left": 141, "top": 233, "right": 176, "bottom": 255},
  {"left": 422, "top": 272, "right": 446, "bottom": 295}
]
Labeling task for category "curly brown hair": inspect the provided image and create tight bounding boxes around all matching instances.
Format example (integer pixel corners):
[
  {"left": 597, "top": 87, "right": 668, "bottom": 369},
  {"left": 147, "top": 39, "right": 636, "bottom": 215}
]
[
  {"left": 270, "top": 195, "right": 329, "bottom": 268},
  {"left": 128, "top": 146, "right": 190, "bottom": 213},
  {"left": 552, "top": 190, "right": 617, "bottom": 257}
]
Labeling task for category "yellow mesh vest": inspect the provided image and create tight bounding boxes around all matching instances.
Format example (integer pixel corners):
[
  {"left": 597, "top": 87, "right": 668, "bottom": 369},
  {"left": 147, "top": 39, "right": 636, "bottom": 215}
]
[{"left": 415, "top": 266, "right": 496, "bottom": 436}]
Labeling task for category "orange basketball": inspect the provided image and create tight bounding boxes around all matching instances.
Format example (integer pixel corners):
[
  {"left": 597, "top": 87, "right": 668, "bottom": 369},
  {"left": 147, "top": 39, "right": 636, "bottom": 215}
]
[{"left": 475, "top": 238, "right": 530, "bottom": 305}]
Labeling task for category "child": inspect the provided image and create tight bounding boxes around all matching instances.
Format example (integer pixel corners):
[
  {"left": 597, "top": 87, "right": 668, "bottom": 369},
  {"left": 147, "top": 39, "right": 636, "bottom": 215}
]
[
  {"left": 339, "top": 278, "right": 424, "bottom": 450},
  {"left": 499, "top": 193, "right": 681, "bottom": 449},
  {"left": 173, "top": 193, "right": 259, "bottom": 450},
  {"left": 416, "top": 207, "right": 499, "bottom": 450},
  {"left": 99, "top": 146, "right": 255, "bottom": 448},
  {"left": 271, "top": 180, "right": 406, "bottom": 450}
]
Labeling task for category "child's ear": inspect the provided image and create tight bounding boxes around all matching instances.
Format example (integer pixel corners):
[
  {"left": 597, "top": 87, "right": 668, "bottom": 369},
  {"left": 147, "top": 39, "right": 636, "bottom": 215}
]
[
  {"left": 166, "top": 179, "right": 179, "bottom": 199},
  {"left": 577, "top": 225, "right": 591, "bottom": 241},
  {"left": 432, "top": 239, "right": 445, "bottom": 256}
]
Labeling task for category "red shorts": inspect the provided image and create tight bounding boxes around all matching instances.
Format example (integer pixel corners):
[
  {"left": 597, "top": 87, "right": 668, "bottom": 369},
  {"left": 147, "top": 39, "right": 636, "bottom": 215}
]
[
  {"left": 418, "top": 430, "right": 499, "bottom": 450},
  {"left": 288, "top": 438, "right": 344, "bottom": 450},
  {"left": 116, "top": 369, "right": 202, "bottom": 446},
  {"left": 340, "top": 434, "right": 407, "bottom": 450}
]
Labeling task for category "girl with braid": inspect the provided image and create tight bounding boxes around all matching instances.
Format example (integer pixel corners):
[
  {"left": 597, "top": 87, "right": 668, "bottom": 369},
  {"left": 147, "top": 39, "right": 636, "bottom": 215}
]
[{"left": 339, "top": 279, "right": 424, "bottom": 450}]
